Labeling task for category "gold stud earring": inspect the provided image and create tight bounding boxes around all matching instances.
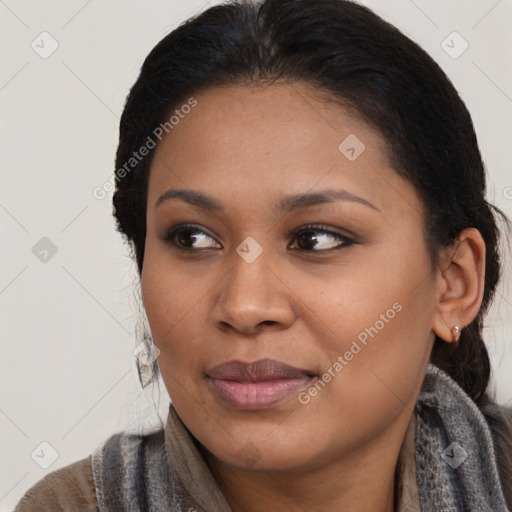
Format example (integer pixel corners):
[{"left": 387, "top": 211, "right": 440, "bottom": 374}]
[{"left": 451, "top": 325, "right": 460, "bottom": 343}]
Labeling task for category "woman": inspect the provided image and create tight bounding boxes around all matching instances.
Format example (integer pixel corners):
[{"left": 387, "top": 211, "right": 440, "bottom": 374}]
[{"left": 14, "top": 0, "right": 512, "bottom": 510}]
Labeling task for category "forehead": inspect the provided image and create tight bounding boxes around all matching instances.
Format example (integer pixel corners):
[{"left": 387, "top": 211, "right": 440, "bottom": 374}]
[
  {"left": 152, "top": 81, "right": 390, "bottom": 165},
  {"left": 146, "top": 82, "right": 421, "bottom": 220}
]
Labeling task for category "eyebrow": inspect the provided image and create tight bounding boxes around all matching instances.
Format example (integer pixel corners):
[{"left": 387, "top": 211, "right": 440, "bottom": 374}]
[{"left": 155, "top": 188, "right": 379, "bottom": 213}]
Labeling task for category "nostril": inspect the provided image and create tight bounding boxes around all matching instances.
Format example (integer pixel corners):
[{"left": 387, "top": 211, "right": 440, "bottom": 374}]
[{"left": 258, "top": 320, "right": 277, "bottom": 327}]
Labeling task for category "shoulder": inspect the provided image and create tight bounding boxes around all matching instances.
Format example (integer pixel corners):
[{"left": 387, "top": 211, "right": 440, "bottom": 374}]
[
  {"left": 13, "top": 455, "right": 98, "bottom": 512},
  {"left": 482, "top": 402, "right": 512, "bottom": 508},
  {"left": 13, "top": 428, "right": 166, "bottom": 512},
  {"left": 91, "top": 427, "right": 176, "bottom": 510}
]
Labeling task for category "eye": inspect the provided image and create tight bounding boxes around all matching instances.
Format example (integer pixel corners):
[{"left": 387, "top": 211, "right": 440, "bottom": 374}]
[
  {"left": 162, "top": 223, "right": 355, "bottom": 253},
  {"left": 163, "top": 223, "right": 221, "bottom": 251},
  {"left": 289, "top": 224, "right": 355, "bottom": 252}
]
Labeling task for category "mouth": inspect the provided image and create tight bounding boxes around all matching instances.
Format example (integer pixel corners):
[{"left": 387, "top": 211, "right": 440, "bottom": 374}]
[{"left": 206, "top": 358, "right": 316, "bottom": 410}]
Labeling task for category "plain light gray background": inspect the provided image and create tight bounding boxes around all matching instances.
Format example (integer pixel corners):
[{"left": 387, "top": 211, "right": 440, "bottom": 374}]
[{"left": 1, "top": 0, "right": 511, "bottom": 509}]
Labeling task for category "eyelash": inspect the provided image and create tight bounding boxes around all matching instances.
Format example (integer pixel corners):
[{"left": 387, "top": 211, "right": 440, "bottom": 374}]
[{"left": 162, "top": 223, "right": 356, "bottom": 254}]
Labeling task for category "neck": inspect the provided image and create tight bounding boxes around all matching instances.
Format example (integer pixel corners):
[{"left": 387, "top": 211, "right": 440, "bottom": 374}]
[{"left": 203, "top": 411, "right": 412, "bottom": 512}]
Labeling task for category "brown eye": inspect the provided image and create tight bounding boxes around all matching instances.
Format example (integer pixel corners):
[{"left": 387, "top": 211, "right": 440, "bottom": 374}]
[
  {"left": 163, "top": 224, "right": 221, "bottom": 251},
  {"left": 290, "top": 224, "right": 355, "bottom": 252}
]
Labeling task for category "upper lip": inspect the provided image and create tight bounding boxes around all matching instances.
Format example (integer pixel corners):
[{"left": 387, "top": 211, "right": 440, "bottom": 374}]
[{"left": 207, "top": 358, "right": 315, "bottom": 382}]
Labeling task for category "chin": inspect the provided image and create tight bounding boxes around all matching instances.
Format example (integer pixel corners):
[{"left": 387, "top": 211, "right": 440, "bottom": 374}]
[{"left": 198, "top": 418, "right": 332, "bottom": 473}]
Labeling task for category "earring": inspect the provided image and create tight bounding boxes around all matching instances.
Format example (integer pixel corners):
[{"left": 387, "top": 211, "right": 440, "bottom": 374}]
[{"left": 451, "top": 325, "right": 461, "bottom": 343}]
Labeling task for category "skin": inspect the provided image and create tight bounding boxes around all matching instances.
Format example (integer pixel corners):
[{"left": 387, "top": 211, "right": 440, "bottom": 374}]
[{"left": 141, "top": 82, "right": 485, "bottom": 511}]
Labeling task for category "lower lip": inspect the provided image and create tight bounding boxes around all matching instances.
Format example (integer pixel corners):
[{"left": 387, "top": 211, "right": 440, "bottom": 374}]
[{"left": 209, "top": 376, "right": 313, "bottom": 410}]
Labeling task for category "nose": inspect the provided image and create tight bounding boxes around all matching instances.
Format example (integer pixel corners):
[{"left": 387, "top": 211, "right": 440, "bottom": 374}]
[{"left": 211, "top": 247, "right": 296, "bottom": 335}]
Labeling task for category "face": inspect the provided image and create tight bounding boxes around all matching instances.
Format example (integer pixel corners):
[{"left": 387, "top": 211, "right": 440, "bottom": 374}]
[{"left": 141, "top": 82, "right": 439, "bottom": 473}]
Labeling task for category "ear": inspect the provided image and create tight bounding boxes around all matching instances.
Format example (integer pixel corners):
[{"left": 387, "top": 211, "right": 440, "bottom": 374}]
[{"left": 431, "top": 228, "right": 486, "bottom": 343}]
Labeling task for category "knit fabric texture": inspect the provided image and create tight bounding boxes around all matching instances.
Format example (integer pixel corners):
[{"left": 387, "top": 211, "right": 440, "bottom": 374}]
[
  {"left": 90, "top": 364, "right": 510, "bottom": 511},
  {"left": 415, "top": 365, "right": 509, "bottom": 511}
]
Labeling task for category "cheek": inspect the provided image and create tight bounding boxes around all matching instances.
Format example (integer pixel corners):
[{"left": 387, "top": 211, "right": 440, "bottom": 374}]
[
  {"left": 302, "top": 246, "right": 431, "bottom": 355},
  {"left": 319, "top": 264, "right": 436, "bottom": 425},
  {"left": 140, "top": 248, "right": 218, "bottom": 392},
  {"left": 309, "top": 241, "right": 436, "bottom": 394},
  {"left": 141, "top": 243, "right": 202, "bottom": 338}
]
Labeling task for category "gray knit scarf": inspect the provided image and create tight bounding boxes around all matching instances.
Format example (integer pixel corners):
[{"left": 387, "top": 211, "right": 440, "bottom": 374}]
[{"left": 91, "top": 364, "right": 510, "bottom": 511}]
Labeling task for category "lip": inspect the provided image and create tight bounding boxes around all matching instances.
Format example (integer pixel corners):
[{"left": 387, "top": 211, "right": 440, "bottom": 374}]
[{"left": 207, "top": 358, "right": 316, "bottom": 410}]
